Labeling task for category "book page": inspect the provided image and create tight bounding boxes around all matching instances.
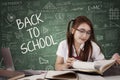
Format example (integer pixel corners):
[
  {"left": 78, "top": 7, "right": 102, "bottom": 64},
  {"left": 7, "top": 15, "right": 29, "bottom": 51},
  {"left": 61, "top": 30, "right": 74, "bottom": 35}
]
[
  {"left": 45, "top": 71, "right": 78, "bottom": 80},
  {"left": 94, "top": 60, "right": 115, "bottom": 73},
  {"left": 78, "top": 73, "right": 105, "bottom": 80},
  {"left": 72, "top": 60, "right": 95, "bottom": 70},
  {"left": 18, "top": 74, "right": 46, "bottom": 80}
]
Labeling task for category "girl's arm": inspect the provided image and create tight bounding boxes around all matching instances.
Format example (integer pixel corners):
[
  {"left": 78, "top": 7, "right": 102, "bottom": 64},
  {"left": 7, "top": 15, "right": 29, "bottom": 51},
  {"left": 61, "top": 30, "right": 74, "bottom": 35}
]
[{"left": 55, "top": 56, "right": 75, "bottom": 70}]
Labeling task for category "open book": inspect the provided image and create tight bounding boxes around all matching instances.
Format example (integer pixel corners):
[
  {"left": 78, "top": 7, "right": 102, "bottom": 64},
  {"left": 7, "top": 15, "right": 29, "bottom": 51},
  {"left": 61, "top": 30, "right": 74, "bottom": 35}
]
[
  {"left": 65, "top": 59, "right": 115, "bottom": 75},
  {"left": 45, "top": 71, "right": 79, "bottom": 80},
  {"left": 0, "top": 69, "right": 25, "bottom": 80},
  {"left": 45, "top": 70, "right": 106, "bottom": 80}
]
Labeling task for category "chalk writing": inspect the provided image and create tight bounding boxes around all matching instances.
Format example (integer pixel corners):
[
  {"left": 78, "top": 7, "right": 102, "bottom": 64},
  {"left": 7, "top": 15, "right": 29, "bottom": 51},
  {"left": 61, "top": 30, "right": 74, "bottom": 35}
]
[
  {"left": 21, "top": 35, "right": 57, "bottom": 54},
  {"left": 27, "top": 27, "right": 40, "bottom": 39},
  {"left": 16, "top": 13, "right": 44, "bottom": 30},
  {"left": 15, "top": 13, "right": 57, "bottom": 54}
]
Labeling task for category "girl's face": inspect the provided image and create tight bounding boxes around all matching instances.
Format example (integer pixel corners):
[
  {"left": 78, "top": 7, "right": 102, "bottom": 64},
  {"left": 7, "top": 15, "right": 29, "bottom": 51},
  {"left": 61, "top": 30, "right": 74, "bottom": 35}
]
[{"left": 72, "top": 23, "right": 91, "bottom": 45}]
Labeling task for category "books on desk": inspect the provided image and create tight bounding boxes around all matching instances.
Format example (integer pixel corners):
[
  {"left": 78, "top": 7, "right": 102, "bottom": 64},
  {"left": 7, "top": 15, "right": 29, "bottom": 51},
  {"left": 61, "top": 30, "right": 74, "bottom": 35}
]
[
  {"left": 45, "top": 60, "right": 115, "bottom": 80},
  {"left": 18, "top": 70, "right": 105, "bottom": 80},
  {"left": 0, "top": 69, "right": 25, "bottom": 80},
  {"left": 45, "top": 70, "right": 79, "bottom": 80},
  {"left": 65, "top": 59, "right": 115, "bottom": 75},
  {"left": 1, "top": 59, "right": 114, "bottom": 80},
  {"left": 19, "top": 70, "right": 79, "bottom": 80},
  {"left": 17, "top": 70, "right": 106, "bottom": 80},
  {"left": 18, "top": 70, "right": 47, "bottom": 80},
  {"left": 45, "top": 70, "right": 106, "bottom": 80}
]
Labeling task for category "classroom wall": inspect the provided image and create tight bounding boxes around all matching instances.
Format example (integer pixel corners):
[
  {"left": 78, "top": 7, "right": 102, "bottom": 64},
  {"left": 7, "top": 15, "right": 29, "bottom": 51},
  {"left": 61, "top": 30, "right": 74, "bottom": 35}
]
[{"left": 0, "top": 0, "right": 120, "bottom": 70}]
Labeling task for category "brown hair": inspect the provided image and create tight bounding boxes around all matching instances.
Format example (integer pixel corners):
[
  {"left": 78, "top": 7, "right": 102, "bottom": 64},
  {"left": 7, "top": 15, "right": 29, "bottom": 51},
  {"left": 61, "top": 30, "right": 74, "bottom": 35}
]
[{"left": 67, "top": 16, "right": 97, "bottom": 61}]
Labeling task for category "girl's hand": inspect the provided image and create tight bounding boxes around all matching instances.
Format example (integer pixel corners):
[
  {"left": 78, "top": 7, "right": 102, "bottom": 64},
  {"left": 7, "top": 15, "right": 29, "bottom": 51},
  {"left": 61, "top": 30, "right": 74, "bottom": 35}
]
[
  {"left": 65, "top": 58, "right": 76, "bottom": 68},
  {"left": 112, "top": 53, "right": 120, "bottom": 64}
]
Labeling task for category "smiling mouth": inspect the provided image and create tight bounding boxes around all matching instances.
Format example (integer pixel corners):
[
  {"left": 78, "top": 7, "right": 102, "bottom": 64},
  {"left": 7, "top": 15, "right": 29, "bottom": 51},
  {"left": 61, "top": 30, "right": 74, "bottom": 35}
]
[{"left": 80, "top": 38, "right": 86, "bottom": 41}]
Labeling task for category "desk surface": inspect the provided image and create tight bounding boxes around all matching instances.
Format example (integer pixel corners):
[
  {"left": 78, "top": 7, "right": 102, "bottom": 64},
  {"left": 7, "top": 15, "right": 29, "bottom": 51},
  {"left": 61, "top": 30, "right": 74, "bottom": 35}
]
[{"left": 104, "top": 75, "right": 120, "bottom": 80}]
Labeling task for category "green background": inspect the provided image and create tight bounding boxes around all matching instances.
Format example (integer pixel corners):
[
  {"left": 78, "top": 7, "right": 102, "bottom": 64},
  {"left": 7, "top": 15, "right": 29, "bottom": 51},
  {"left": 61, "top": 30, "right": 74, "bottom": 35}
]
[{"left": 0, "top": 0, "right": 120, "bottom": 70}]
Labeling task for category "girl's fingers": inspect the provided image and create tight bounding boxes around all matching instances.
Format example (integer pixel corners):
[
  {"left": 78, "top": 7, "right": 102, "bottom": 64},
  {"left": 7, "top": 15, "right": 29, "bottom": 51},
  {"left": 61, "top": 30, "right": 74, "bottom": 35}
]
[
  {"left": 116, "top": 59, "right": 120, "bottom": 64},
  {"left": 67, "top": 58, "right": 74, "bottom": 63}
]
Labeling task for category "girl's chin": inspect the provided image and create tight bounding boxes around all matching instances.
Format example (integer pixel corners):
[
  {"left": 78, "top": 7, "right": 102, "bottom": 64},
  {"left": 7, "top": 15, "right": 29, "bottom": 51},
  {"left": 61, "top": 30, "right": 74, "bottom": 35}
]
[
  {"left": 76, "top": 39, "right": 86, "bottom": 44},
  {"left": 78, "top": 41, "right": 85, "bottom": 44}
]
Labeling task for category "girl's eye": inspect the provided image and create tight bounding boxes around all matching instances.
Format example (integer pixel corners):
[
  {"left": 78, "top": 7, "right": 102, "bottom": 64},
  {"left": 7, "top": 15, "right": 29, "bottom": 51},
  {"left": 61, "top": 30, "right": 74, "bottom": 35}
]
[
  {"left": 76, "top": 29, "right": 91, "bottom": 35},
  {"left": 79, "top": 30, "right": 85, "bottom": 33}
]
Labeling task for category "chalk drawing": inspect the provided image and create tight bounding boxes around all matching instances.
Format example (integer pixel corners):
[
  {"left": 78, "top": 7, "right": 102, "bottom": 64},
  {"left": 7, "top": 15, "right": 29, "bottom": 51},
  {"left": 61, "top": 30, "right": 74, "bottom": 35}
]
[
  {"left": 43, "top": 27, "right": 48, "bottom": 34},
  {"left": 55, "top": 13, "right": 65, "bottom": 20},
  {"left": 14, "top": 58, "right": 24, "bottom": 65},
  {"left": 110, "top": 21, "right": 120, "bottom": 28},
  {"left": 28, "top": 64, "right": 35, "bottom": 70},
  {"left": 96, "top": 35, "right": 104, "bottom": 41},
  {"left": 109, "top": 8, "right": 119, "bottom": 20},
  {"left": 14, "top": 30, "right": 24, "bottom": 39},
  {"left": 43, "top": 1, "right": 57, "bottom": 9},
  {"left": 45, "top": 65, "right": 54, "bottom": 70},
  {"left": 71, "top": 7, "right": 84, "bottom": 11},
  {"left": 39, "top": 57, "right": 49, "bottom": 64},
  {"left": 53, "top": 30, "right": 66, "bottom": 42}
]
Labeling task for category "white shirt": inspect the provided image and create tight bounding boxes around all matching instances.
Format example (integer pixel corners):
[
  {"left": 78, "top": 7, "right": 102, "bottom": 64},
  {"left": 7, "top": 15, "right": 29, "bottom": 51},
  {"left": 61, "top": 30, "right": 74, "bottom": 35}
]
[{"left": 56, "top": 40, "right": 105, "bottom": 63}]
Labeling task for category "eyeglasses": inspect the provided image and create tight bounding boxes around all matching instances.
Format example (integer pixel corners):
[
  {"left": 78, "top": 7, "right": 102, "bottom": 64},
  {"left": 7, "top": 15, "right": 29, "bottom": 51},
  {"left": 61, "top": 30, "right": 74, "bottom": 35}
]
[{"left": 75, "top": 28, "right": 91, "bottom": 36}]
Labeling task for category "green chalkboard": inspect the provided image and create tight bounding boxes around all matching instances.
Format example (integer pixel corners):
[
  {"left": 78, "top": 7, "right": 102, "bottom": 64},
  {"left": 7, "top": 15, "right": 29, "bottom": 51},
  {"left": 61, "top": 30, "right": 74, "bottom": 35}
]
[{"left": 0, "top": 0, "right": 120, "bottom": 70}]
